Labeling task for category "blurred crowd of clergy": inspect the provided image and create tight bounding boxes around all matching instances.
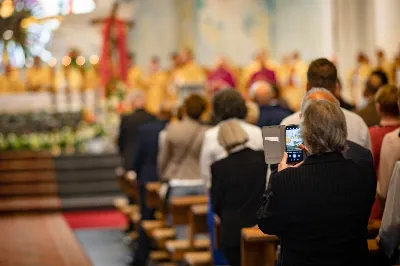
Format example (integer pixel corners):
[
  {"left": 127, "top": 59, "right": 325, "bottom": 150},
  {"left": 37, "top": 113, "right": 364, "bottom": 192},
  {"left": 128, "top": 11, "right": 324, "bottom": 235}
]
[{"left": 1, "top": 47, "right": 400, "bottom": 114}]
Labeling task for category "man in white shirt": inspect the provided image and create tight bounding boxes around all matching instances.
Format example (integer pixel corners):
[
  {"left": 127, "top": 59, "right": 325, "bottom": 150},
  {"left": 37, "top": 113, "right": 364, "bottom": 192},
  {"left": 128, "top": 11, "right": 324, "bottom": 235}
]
[{"left": 281, "top": 58, "right": 371, "bottom": 149}]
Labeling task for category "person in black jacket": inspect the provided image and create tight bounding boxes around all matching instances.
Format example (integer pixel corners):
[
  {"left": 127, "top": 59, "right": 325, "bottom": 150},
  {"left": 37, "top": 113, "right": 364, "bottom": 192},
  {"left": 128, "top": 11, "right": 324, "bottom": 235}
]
[
  {"left": 257, "top": 99, "right": 376, "bottom": 266},
  {"left": 211, "top": 120, "right": 267, "bottom": 266},
  {"left": 118, "top": 91, "right": 156, "bottom": 170},
  {"left": 130, "top": 102, "right": 173, "bottom": 266}
]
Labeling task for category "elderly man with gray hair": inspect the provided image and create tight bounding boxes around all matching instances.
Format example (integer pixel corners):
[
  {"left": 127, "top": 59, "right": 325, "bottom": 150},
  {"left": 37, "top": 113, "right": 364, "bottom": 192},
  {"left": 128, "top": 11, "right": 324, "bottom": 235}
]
[
  {"left": 250, "top": 81, "right": 292, "bottom": 127},
  {"left": 257, "top": 98, "right": 376, "bottom": 266}
]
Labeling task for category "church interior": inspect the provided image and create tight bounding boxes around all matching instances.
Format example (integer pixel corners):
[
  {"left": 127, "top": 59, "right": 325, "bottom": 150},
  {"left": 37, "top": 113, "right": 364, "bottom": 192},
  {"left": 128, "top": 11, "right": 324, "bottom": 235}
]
[{"left": 0, "top": 0, "right": 400, "bottom": 265}]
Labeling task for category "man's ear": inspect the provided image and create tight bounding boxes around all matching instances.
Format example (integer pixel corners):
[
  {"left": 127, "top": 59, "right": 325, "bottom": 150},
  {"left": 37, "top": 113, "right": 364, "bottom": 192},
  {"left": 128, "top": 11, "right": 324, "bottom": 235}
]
[
  {"left": 376, "top": 103, "right": 382, "bottom": 113},
  {"left": 306, "top": 82, "right": 310, "bottom": 92}
]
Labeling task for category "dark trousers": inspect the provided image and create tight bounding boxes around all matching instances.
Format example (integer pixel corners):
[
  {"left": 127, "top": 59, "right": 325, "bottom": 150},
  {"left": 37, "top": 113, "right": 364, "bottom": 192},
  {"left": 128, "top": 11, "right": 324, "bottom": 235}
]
[
  {"left": 222, "top": 246, "right": 241, "bottom": 266},
  {"left": 134, "top": 184, "right": 155, "bottom": 265},
  {"left": 127, "top": 196, "right": 136, "bottom": 232}
]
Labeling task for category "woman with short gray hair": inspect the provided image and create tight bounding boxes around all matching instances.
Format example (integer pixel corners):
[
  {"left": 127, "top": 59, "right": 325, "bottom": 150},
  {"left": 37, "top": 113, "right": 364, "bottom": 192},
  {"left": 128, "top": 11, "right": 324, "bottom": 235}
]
[{"left": 257, "top": 99, "right": 376, "bottom": 266}]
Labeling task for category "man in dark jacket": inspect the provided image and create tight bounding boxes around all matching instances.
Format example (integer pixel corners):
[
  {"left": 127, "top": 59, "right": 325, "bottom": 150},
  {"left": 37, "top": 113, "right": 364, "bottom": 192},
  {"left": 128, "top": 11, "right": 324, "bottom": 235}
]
[
  {"left": 258, "top": 100, "right": 376, "bottom": 266},
  {"left": 130, "top": 102, "right": 173, "bottom": 266},
  {"left": 118, "top": 91, "right": 156, "bottom": 170}
]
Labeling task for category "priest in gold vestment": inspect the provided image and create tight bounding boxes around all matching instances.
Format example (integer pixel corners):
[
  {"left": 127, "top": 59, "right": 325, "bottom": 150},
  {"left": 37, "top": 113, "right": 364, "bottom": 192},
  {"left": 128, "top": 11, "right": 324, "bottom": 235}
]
[
  {"left": 375, "top": 49, "right": 393, "bottom": 83},
  {"left": 84, "top": 65, "right": 100, "bottom": 90},
  {"left": 126, "top": 53, "right": 144, "bottom": 93},
  {"left": 144, "top": 56, "right": 169, "bottom": 114},
  {"left": 25, "top": 57, "right": 52, "bottom": 92},
  {"left": 277, "top": 52, "right": 307, "bottom": 111},
  {"left": 0, "top": 64, "right": 25, "bottom": 94},
  {"left": 173, "top": 48, "right": 206, "bottom": 85},
  {"left": 347, "top": 53, "right": 372, "bottom": 108}
]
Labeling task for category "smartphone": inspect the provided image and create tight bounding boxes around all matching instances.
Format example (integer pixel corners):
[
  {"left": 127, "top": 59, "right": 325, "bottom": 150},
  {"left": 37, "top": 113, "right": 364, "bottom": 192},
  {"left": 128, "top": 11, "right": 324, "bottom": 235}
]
[
  {"left": 262, "top": 125, "right": 285, "bottom": 164},
  {"left": 285, "top": 125, "right": 303, "bottom": 163}
]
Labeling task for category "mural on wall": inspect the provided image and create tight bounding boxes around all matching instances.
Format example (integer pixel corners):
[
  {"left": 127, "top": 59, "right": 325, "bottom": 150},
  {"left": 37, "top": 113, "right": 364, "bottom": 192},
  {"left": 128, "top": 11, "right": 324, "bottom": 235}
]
[{"left": 195, "top": 0, "right": 272, "bottom": 66}]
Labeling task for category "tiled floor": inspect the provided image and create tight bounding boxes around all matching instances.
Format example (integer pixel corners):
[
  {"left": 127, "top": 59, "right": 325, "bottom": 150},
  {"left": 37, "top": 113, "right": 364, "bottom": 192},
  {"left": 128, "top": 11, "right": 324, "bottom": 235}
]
[{"left": 75, "top": 228, "right": 133, "bottom": 266}]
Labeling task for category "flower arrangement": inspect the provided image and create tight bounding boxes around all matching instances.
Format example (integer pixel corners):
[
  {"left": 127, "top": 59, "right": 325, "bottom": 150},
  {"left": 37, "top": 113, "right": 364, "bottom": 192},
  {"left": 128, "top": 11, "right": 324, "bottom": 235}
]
[{"left": 0, "top": 121, "right": 107, "bottom": 154}]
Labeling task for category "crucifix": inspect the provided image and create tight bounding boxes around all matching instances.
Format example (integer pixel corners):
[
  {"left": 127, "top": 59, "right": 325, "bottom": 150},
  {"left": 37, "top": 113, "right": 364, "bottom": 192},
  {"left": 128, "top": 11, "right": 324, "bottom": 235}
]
[{"left": 91, "top": 1, "right": 134, "bottom": 89}]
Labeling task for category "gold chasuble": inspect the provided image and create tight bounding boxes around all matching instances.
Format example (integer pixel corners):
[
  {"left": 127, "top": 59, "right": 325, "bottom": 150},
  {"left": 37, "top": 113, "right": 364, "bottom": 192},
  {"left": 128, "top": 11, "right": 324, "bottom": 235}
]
[
  {"left": 375, "top": 59, "right": 393, "bottom": 83},
  {"left": 25, "top": 66, "right": 52, "bottom": 92},
  {"left": 347, "top": 62, "right": 372, "bottom": 108},
  {"left": 277, "top": 59, "right": 308, "bottom": 111},
  {"left": 174, "top": 61, "right": 206, "bottom": 85},
  {"left": 84, "top": 66, "right": 100, "bottom": 90},
  {"left": 0, "top": 68, "right": 25, "bottom": 94},
  {"left": 54, "top": 66, "right": 84, "bottom": 93},
  {"left": 145, "top": 70, "right": 169, "bottom": 115},
  {"left": 127, "top": 66, "right": 144, "bottom": 92}
]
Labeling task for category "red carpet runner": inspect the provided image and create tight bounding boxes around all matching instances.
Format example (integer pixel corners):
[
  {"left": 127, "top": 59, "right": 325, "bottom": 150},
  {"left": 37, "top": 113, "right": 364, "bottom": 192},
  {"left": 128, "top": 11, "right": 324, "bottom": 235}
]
[{"left": 64, "top": 210, "right": 127, "bottom": 229}]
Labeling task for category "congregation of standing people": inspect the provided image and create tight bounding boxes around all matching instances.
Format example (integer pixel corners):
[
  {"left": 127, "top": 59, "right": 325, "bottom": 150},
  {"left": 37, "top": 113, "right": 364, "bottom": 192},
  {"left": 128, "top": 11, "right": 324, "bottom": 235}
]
[{"left": 117, "top": 51, "right": 400, "bottom": 266}]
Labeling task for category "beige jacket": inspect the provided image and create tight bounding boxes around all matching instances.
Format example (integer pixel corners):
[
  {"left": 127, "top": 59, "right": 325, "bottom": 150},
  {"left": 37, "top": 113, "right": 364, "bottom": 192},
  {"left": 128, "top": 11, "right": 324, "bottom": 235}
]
[{"left": 158, "top": 118, "right": 209, "bottom": 181}]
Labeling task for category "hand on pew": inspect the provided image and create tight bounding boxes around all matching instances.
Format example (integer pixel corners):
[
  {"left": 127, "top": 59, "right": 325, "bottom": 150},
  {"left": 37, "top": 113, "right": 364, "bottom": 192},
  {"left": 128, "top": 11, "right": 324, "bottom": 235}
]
[
  {"left": 125, "top": 170, "right": 137, "bottom": 181},
  {"left": 368, "top": 219, "right": 382, "bottom": 236}
]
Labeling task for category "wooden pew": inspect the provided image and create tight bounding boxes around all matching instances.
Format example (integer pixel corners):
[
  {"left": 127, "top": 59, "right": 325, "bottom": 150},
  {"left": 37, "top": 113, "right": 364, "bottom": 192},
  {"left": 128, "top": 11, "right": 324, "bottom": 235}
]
[
  {"left": 188, "top": 204, "right": 208, "bottom": 246},
  {"left": 240, "top": 221, "right": 384, "bottom": 266},
  {"left": 241, "top": 227, "right": 279, "bottom": 266},
  {"left": 183, "top": 204, "right": 212, "bottom": 266},
  {"left": 116, "top": 169, "right": 139, "bottom": 202},
  {"left": 170, "top": 195, "right": 208, "bottom": 226},
  {"left": 146, "top": 182, "right": 163, "bottom": 210},
  {"left": 183, "top": 251, "right": 212, "bottom": 266},
  {"left": 142, "top": 182, "right": 166, "bottom": 237},
  {"left": 165, "top": 196, "right": 210, "bottom": 262}
]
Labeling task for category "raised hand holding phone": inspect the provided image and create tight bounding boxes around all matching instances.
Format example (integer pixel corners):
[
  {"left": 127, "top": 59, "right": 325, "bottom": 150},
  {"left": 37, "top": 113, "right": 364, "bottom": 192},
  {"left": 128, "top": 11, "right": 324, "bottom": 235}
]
[
  {"left": 278, "top": 152, "right": 304, "bottom": 172},
  {"left": 285, "top": 125, "right": 304, "bottom": 163}
]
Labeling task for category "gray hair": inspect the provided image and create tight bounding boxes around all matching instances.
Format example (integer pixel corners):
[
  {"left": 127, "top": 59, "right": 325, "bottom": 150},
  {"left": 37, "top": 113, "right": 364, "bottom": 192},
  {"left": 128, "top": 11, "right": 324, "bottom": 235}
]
[
  {"left": 249, "top": 81, "right": 273, "bottom": 99},
  {"left": 300, "top": 100, "right": 347, "bottom": 154},
  {"left": 129, "top": 90, "right": 146, "bottom": 108},
  {"left": 300, "top": 87, "right": 340, "bottom": 113}
]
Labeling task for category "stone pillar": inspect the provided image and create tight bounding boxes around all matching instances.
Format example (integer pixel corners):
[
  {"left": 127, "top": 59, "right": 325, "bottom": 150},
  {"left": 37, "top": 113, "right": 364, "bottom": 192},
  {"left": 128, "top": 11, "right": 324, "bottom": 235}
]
[
  {"left": 332, "top": 0, "right": 375, "bottom": 79},
  {"left": 175, "top": 0, "right": 195, "bottom": 51},
  {"left": 373, "top": 0, "right": 400, "bottom": 58}
]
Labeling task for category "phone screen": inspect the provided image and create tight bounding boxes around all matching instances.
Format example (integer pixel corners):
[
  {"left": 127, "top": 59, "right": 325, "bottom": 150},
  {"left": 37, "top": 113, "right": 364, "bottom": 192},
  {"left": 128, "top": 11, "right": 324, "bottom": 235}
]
[{"left": 285, "top": 125, "right": 303, "bottom": 163}]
